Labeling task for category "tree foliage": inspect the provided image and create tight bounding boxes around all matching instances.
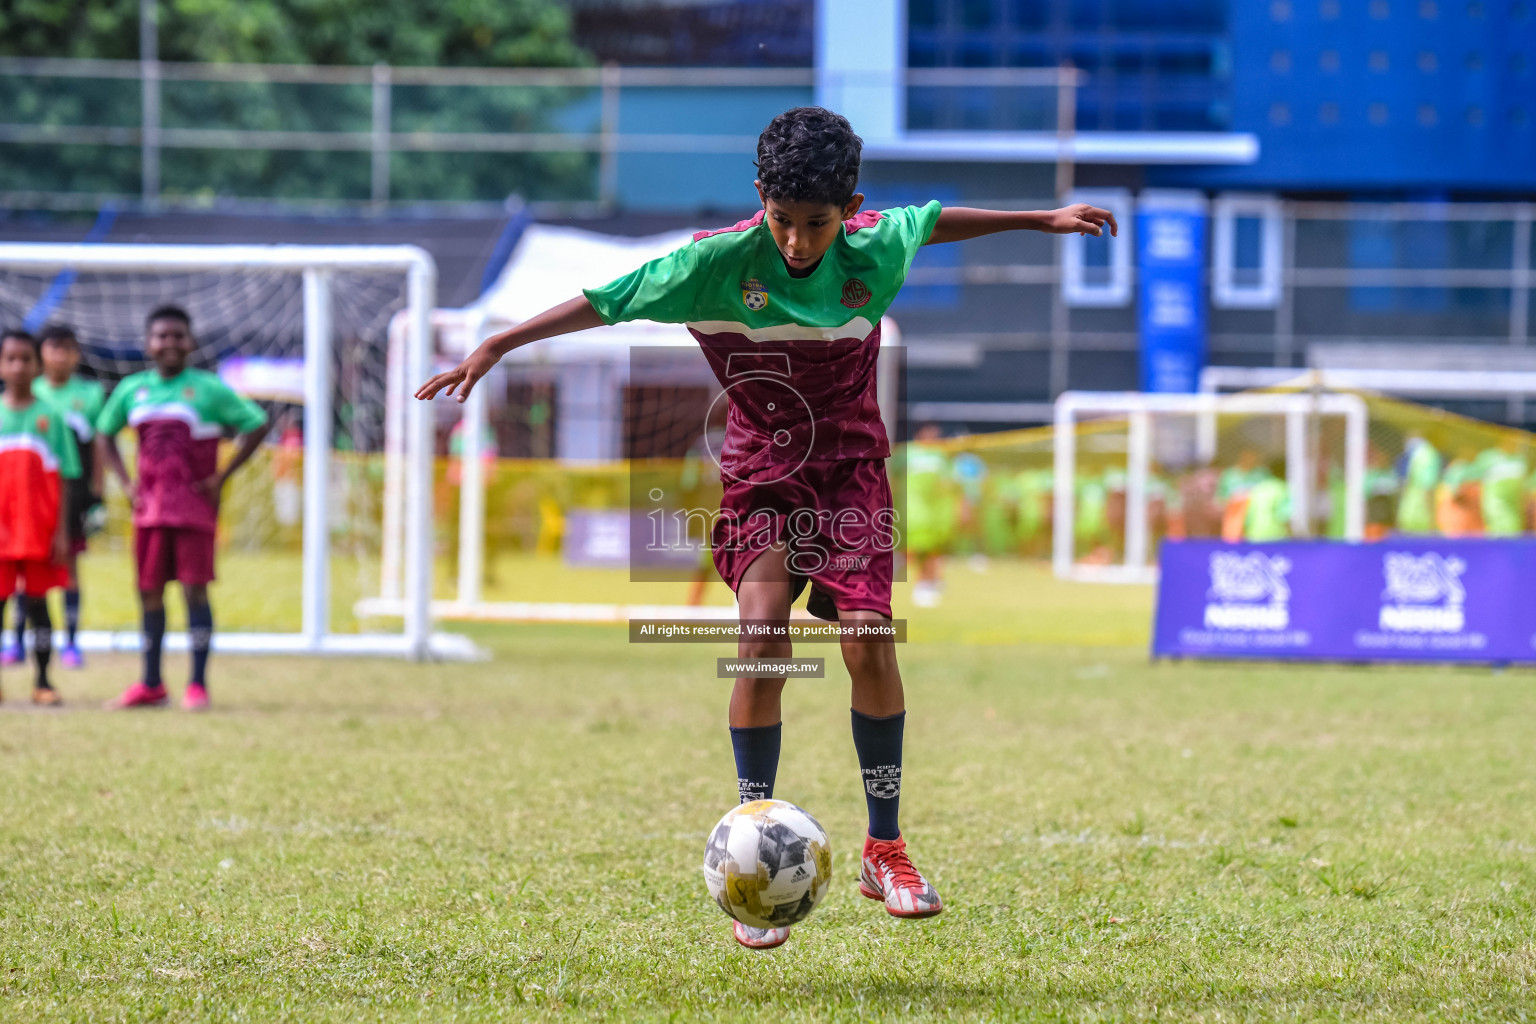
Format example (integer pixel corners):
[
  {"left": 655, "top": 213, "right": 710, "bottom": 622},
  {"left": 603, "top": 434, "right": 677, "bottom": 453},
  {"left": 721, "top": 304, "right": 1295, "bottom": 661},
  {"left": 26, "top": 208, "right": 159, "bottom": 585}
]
[
  {"left": 0, "top": 0, "right": 586, "bottom": 67},
  {"left": 0, "top": 0, "right": 595, "bottom": 203}
]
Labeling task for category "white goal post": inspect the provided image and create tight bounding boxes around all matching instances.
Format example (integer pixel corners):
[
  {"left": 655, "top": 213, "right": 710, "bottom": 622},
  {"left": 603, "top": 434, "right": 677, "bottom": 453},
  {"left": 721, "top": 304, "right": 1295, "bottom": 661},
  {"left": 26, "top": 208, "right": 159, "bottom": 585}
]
[
  {"left": 1053, "top": 390, "right": 1369, "bottom": 584},
  {"left": 0, "top": 242, "right": 471, "bottom": 661}
]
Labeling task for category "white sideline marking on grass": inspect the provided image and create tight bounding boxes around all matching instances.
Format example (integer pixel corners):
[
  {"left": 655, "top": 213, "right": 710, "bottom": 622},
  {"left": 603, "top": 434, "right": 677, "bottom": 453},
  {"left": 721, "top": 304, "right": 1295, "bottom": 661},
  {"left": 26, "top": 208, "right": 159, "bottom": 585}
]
[
  {"left": 353, "top": 598, "right": 823, "bottom": 625},
  {"left": 57, "top": 630, "right": 487, "bottom": 661}
]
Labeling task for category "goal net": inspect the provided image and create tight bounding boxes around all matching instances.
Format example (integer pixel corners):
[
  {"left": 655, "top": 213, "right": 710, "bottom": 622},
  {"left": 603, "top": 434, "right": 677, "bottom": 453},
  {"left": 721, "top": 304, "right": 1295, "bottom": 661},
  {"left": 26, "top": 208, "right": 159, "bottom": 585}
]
[
  {"left": 1050, "top": 392, "right": 1369, "bottom": 583},
  {"left": 0, "top": 243, "right": 469, "bottom": 660}
]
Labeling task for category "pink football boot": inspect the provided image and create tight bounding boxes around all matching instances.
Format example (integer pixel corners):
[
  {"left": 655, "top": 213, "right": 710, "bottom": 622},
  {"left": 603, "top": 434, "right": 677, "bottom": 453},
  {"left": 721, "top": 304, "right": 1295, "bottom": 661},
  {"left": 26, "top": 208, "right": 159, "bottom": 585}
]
[{"left": 104, "top": 681, "right": 169, "bottom": 710}]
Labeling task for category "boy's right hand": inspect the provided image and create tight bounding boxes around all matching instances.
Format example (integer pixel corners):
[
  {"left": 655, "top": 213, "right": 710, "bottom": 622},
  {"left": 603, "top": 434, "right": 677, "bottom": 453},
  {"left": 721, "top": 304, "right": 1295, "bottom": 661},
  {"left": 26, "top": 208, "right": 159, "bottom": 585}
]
[{"left": 416, "top": 346, "right": 499, "bottom": 404}]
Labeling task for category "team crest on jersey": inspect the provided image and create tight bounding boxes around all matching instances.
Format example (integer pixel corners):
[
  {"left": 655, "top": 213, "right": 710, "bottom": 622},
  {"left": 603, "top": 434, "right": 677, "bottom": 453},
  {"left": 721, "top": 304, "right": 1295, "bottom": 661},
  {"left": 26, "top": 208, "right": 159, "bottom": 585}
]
[
  {"left": 841, "top": 278, "right": 871, "bottom": 308},
  {"left": 183, "top": 386, "right": 196, "bottom": 399},
  {"left": 36, "top": 414, "right": 49, "bottom": 432},
  {"left": 741, "top": 279, "right": 769, "bottom": 311}
]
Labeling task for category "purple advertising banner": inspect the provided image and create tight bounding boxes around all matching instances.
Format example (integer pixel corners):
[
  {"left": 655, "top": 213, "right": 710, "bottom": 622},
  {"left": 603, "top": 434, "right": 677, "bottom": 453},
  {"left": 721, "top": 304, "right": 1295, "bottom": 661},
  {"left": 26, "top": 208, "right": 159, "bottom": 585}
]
[{"left": 1154, "top": 539, "right": 1536, "bottom": 663}]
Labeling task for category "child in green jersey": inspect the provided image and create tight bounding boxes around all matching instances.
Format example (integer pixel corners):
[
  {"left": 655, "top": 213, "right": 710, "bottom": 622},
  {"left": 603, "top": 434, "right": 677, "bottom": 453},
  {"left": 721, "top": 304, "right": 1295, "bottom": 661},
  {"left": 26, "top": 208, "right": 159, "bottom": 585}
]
[
  {"left": 1395, "top": 436, "right": 1441, "bottom": 536},
  {"left": 0, "top": 329, "right": 81, "bottom": 705},
  {"left": 1473, "top": 438, "right": 1528, "bottom": 537},
  {"left": 2, "top": 327, "right": 104, "bottom": 668},
  {"left": 35, "top": 326, "right": 104, "bottom": 666},
  {"left": 98, "top": 306, "right": 270, "bottom": 711},
  {"left": 417, "top": 106, "right": 1116, "bottom": 949},
  {"left": 904, "top": 423, "right": 957, "bottom": 607}
]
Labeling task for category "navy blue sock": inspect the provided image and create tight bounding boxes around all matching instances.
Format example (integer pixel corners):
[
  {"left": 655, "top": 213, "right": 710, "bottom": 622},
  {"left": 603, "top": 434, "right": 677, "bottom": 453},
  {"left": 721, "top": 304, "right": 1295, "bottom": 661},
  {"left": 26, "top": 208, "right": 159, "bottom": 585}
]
[
  {"left": 142, "top": 608, "right": 166, "bottom": 687},
  {"left": 63, "top": 589, "right": 80, "bottom": 647},
  {"left": 729, "top": 722, "right": 782, "bottom": 804},
  {"left": 188, "top": 602, "right": 213, "bottom": 686},
  {"left": 851, "top": 709, "right": 905, "bottom": 841}
]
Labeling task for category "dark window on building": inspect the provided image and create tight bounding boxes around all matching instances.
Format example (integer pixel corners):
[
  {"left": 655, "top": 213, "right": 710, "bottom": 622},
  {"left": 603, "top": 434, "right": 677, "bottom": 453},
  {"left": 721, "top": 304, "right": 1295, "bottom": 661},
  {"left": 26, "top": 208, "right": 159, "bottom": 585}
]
[{"left": 907, "top": 0, "right": 1232, "bottom": 132}]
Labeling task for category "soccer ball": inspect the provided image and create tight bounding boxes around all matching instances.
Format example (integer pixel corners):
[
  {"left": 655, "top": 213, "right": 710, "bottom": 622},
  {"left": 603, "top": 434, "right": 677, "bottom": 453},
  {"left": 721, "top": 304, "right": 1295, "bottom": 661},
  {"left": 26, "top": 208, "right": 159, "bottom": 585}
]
[{"left": 702, "top": 799, "right": 833, "bottom": 929}]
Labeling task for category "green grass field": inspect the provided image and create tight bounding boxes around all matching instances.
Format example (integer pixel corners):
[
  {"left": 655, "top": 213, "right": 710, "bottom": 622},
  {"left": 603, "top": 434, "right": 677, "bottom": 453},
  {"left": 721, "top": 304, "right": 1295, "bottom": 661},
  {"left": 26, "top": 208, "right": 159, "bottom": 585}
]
[{"left": 3, "top": 559, "right": 1535, "bottom": 1021}]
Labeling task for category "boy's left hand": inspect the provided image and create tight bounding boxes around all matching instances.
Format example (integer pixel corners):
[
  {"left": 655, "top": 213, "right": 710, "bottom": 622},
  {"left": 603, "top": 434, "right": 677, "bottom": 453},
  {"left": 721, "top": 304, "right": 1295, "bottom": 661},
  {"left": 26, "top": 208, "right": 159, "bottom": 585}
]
[
  {"left": 194, "top": 472, "right": 227, "bottom": 503},
  {"left": 52, "top": 532, "right": 70, "bottom": 568},
  {"left": 1042, "top": 203, "right": 1118, "bottom": 237}
]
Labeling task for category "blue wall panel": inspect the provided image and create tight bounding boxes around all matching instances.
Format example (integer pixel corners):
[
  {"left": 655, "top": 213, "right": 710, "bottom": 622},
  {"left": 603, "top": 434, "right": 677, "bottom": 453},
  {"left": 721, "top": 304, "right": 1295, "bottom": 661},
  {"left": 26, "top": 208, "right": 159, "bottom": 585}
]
[
  {"left": 614, "top": 86, "right": 812, "bottom": 210},
  {"left": 1157, "top": 0, "right": 1536, "bottom": 191}
]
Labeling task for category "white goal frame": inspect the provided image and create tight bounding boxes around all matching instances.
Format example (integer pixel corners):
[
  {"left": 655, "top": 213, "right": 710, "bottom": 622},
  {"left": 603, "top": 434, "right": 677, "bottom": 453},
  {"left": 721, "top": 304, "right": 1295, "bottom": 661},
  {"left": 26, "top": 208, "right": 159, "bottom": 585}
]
[
  {"left": 0, "top": 242, "right": 473, "bottom": 661},
  {"left": 1052, "top": 390, "right": 1369, "bottom": 584}
]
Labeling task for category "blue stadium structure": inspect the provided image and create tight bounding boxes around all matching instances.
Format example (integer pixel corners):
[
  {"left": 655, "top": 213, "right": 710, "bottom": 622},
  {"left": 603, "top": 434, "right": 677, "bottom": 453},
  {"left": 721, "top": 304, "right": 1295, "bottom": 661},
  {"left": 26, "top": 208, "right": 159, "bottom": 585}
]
[{"left": 836, "top": 0, "right": 1536, "bottom": 194}]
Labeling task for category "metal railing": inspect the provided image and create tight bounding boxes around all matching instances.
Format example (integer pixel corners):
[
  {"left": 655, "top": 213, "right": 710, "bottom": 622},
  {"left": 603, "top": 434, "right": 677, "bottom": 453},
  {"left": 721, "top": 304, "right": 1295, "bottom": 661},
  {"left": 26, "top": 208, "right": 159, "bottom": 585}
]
[
  {"left": 0, "top": 58, "right": 1082, "bottom": 211},
  {"left": 889, "top": 197, "right": 1535, "bottom": 424}
]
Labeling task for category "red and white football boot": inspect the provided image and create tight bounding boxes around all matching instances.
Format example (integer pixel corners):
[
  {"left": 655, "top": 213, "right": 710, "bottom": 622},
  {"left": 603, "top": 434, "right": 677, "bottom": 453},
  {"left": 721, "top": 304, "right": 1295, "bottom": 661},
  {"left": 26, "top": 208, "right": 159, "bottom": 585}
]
[{"left": 859, "top": 833, "right": 943, "bottom": 918}]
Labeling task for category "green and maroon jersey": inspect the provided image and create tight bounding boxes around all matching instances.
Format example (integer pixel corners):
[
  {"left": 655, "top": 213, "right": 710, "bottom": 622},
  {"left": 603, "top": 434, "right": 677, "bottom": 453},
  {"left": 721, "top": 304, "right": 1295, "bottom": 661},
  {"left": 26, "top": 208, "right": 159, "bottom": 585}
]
[
  {"left": 35, "top": 373, "right": 105, "bottom": 481},
  {"left": 584, "top": 202, "right": 942, "bottom": 478},
  {"left": 96, "top": 368, "right": 268, "bottom": 533},
  {"left": 0, "top": 398, "right": 82, "bottom": 560}
]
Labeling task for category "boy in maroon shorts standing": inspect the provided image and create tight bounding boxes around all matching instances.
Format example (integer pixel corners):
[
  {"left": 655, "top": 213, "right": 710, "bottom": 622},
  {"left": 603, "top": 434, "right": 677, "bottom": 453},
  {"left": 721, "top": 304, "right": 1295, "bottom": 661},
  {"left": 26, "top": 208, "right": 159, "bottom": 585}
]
[
  {"left": 416, "top": 106, "right": 1115, "bottom": 948},
  {"left": 97, "top": 306, "right": 270, "bottom": 711}
]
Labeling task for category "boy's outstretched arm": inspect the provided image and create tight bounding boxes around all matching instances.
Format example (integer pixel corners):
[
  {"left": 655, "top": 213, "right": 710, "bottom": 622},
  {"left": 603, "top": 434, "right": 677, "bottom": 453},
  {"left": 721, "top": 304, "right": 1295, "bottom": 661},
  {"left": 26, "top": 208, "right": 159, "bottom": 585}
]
[
  {"left": 925, "top": 203, "right": 1118, "bottom": 245},
  {"left": 416, "top": 296, "right": 605, "bottom": 404}
]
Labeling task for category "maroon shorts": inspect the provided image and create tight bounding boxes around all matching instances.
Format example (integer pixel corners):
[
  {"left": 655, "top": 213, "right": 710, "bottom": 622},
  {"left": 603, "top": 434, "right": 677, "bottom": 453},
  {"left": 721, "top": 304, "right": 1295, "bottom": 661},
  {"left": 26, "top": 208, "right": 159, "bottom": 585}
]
[
  {"left": 712, "top": 459, "right": 895, "bottom": 618},
  {"left": 0, "top": 559, "right": 69, "bottom": 597},
  {"left": 135, "top": 527, "right": 216, "bottom": 590}
]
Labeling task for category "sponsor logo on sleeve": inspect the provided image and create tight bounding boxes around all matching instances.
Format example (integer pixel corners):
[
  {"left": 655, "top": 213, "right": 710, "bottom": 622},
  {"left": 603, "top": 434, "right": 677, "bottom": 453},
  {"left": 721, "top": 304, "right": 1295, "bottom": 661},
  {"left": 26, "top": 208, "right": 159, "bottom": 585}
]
[{"left": 840, "top": 278, "right": 871, "bottom": 309}]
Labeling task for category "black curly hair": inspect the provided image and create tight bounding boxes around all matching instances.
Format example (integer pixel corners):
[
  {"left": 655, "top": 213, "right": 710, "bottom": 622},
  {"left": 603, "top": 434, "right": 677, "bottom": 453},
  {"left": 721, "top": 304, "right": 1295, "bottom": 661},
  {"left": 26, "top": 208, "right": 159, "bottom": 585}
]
[
  {"left": 39, "top": 323, "right": 79, "bottom": 348},
  {"left": 755, "top": 107, "right": 863, "bottom": 207},
  {"left": 145, "top": 304, "right": 192, "bottom": 331}
]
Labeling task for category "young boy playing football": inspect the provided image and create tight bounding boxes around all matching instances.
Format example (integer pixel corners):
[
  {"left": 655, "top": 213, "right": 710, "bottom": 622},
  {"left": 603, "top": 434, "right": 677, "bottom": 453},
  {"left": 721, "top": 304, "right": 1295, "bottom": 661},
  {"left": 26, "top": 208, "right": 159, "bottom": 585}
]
[
  {"left": 97, "top": 306, "right": 270, "bottom": 711},
  {"left": 416, "top": 106, "right": 1116, "bottom": 949},
  {"left": 0, "top": 328, "right": 81, "bottom": 706}
]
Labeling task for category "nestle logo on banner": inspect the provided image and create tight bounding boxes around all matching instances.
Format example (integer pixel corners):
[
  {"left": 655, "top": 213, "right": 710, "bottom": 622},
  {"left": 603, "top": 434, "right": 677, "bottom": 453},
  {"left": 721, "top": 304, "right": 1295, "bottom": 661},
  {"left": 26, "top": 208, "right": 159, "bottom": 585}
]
[
  {"left": 1203, "top": 552, "right": 1291, "bottom": 631},
  {"left": 1378, "top": 553, "right": 1466, "bottom": 633}
]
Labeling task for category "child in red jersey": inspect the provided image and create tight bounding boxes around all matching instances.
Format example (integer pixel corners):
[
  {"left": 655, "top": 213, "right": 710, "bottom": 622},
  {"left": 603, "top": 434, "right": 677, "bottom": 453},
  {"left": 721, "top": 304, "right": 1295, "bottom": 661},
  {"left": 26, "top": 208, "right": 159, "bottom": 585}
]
[
  {"left": 0, "top": 329, "right": 81, "bottom": 705},
  {"left": 98, "top": 306, "right": 270, "bottom": 711},
  {"left": 417, "top": 107, "right": 1115, "bottom": 949}
]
